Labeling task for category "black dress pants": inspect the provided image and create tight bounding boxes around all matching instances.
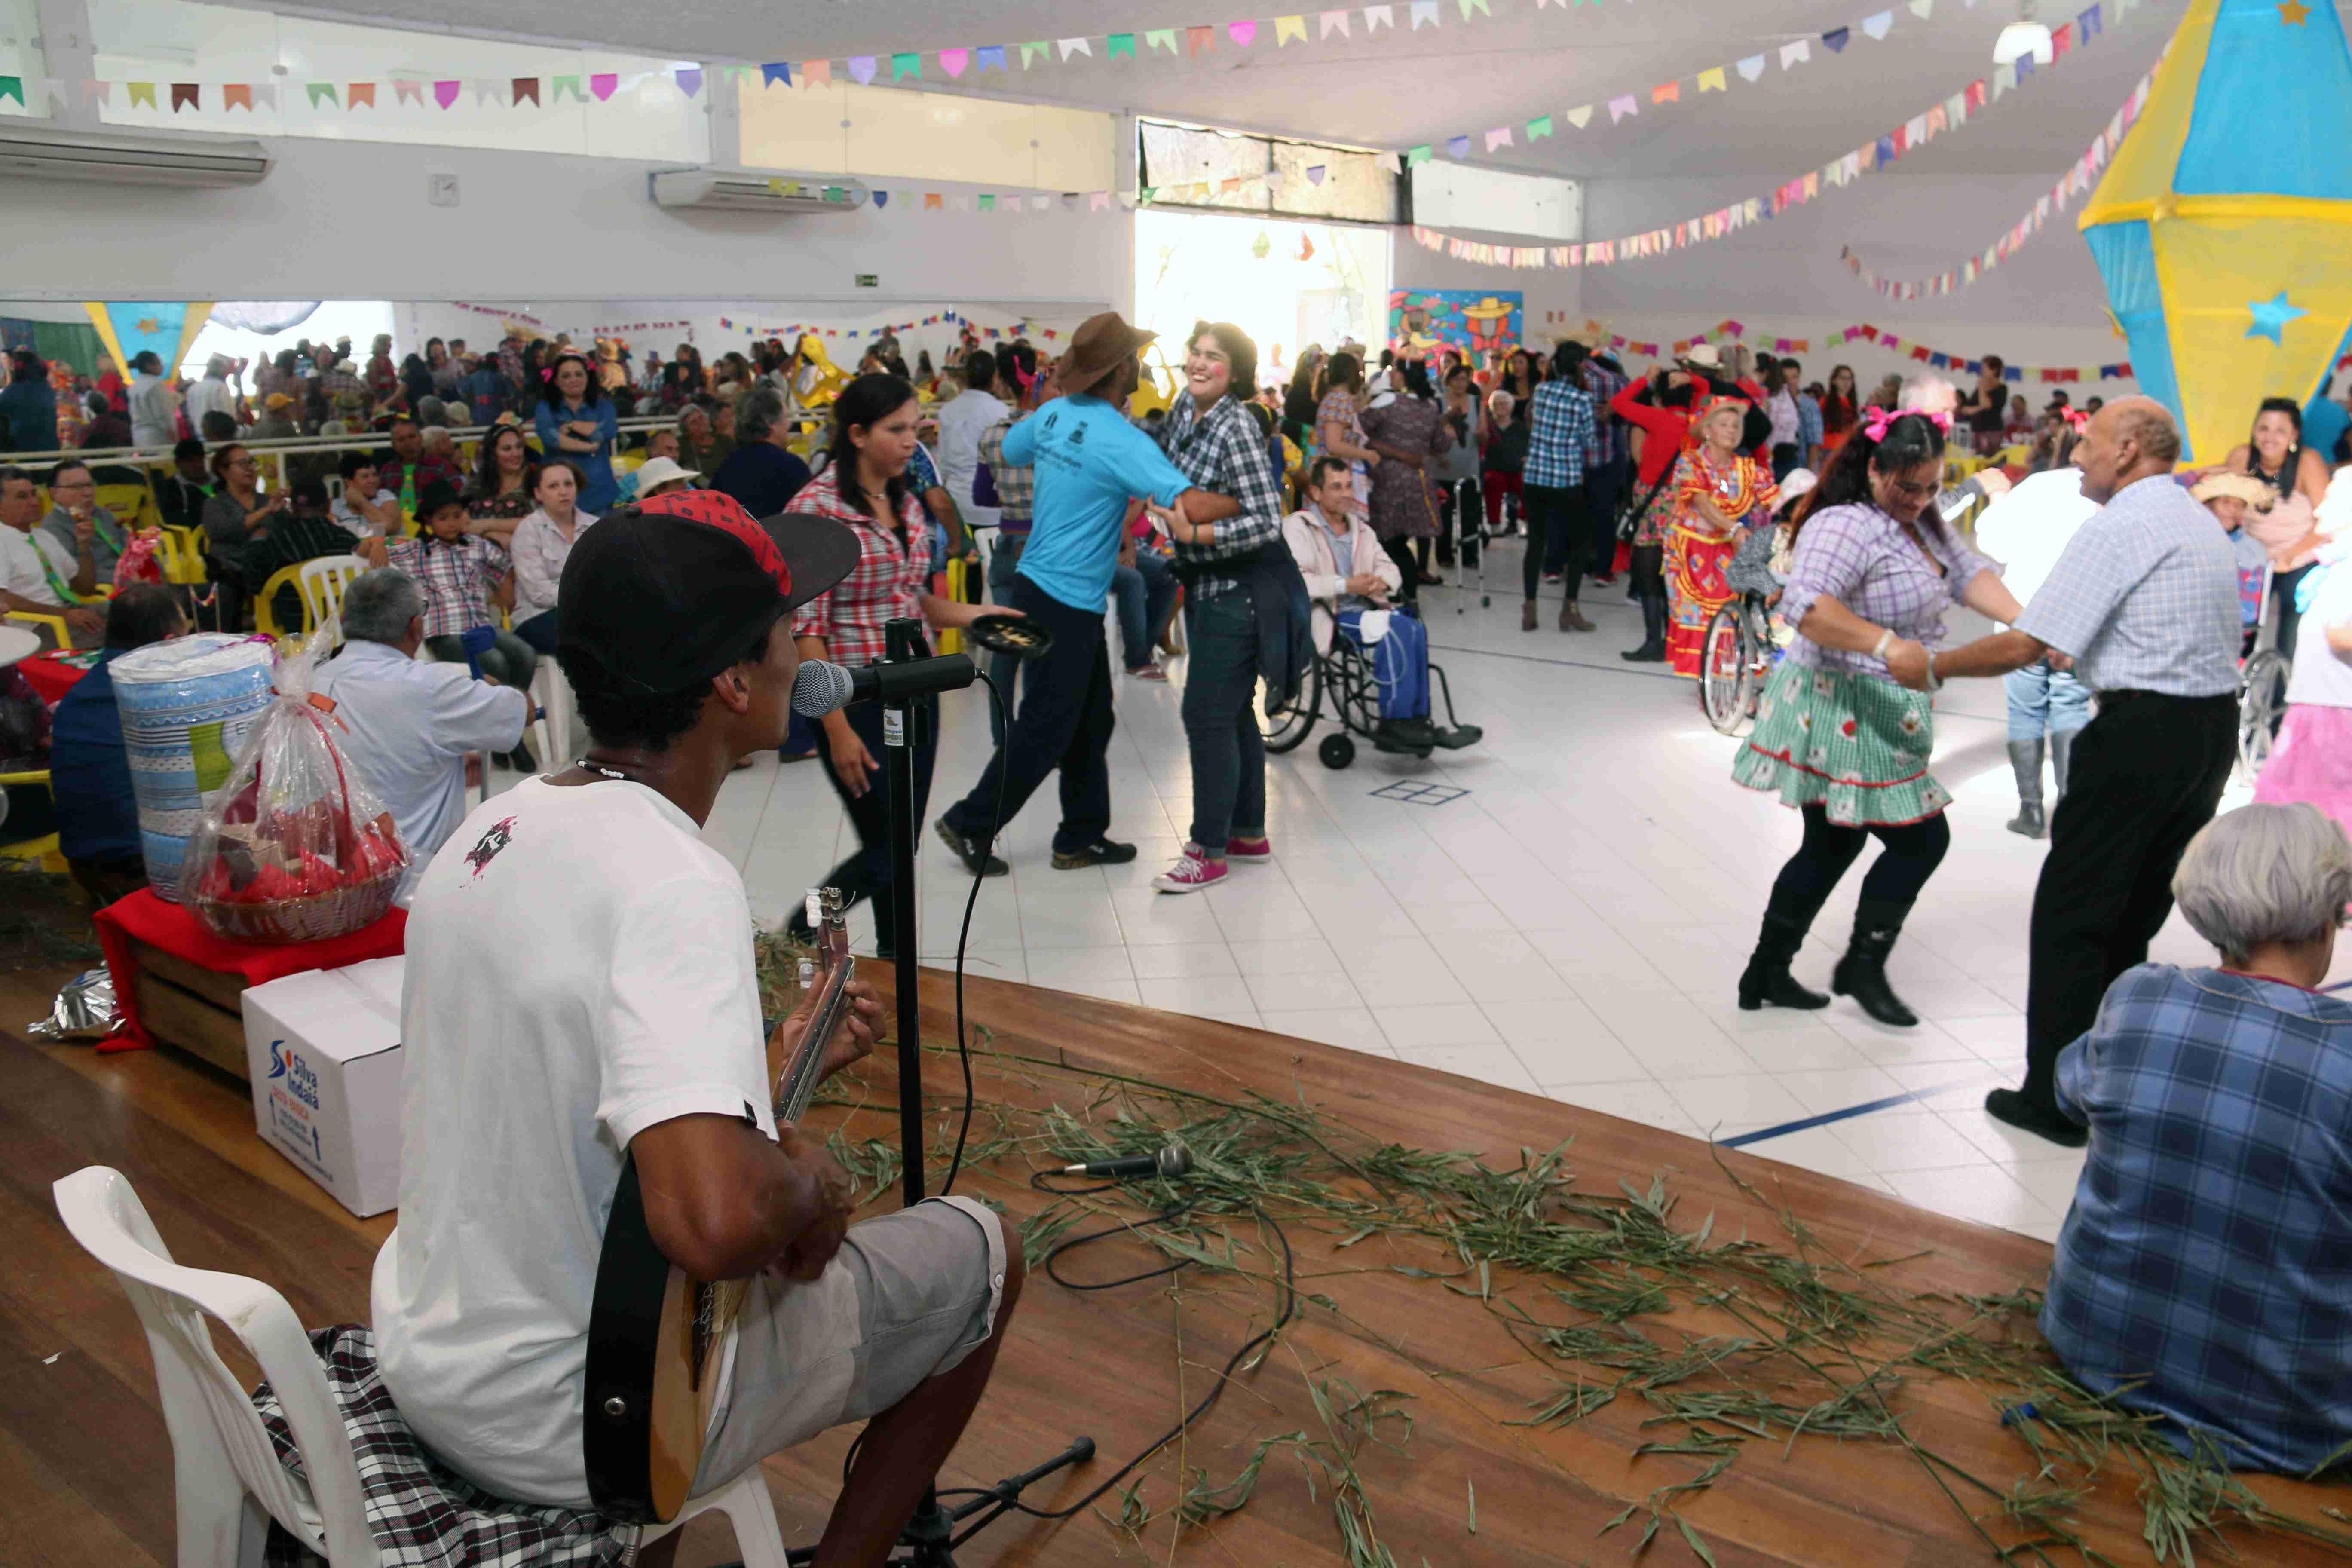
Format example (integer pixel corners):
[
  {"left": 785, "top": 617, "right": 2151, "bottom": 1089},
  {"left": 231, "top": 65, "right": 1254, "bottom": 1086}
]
[
  {"left": 940, "top": 576, "right": 1115, "bottom": 856},
  {"left": 2020, "top": 691, "right": 2237, "bottom": 1107},
  {"left": 813, "top": 693, "right": 937, "bottom": 952}
]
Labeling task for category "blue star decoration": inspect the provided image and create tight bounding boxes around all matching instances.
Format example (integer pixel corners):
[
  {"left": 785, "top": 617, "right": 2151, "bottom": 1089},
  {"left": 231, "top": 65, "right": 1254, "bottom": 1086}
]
[{"left": 2246, "top": 290, "right": 2308, "bottom": 345}]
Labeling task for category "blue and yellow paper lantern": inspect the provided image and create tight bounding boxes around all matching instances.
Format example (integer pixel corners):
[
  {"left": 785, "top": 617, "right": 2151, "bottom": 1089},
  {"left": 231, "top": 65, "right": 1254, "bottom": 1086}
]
[{"left": 2079, "top": 0, "right": 2352, "bottom": 464}]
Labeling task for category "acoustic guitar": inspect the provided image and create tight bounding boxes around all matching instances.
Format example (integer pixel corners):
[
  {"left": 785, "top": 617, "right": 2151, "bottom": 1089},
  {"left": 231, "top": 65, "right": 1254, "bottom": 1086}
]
[{"left": 583, "top": 887, "right": 857, "bottom": 1523}]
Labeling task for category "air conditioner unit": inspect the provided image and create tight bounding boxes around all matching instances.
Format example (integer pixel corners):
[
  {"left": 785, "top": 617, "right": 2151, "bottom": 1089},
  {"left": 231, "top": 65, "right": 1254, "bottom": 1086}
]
[
  {"left": 0, "top": 124, "right": 272, "bottom": 187},
  {"left": 650, "top": 168, "right": 870, "bottom": 215}
]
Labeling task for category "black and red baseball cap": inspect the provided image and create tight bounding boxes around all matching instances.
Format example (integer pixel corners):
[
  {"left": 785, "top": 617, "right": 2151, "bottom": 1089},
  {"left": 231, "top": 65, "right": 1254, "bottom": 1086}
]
[{"left": 556, "top": 488, "right": 860, "bottom": 698}]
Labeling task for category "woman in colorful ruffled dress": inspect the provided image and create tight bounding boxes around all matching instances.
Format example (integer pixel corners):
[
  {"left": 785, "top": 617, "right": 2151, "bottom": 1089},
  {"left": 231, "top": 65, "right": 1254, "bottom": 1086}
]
[
  {"left": 1728, "top": 408, "right": 2024, "bottom": 1027},
  {"left": 1664, "top": 395, "right": 1779, "bottom": 677}
]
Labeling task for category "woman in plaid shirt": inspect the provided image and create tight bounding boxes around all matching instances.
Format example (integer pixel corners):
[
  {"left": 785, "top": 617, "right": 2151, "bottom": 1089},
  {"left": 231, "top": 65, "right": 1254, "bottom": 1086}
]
[
  {"left": 1150, "top": 322, "right": 1290, "bottom": 894},
  {"left": 786, "top": 374, "right": 1014, "bottom": 953}
]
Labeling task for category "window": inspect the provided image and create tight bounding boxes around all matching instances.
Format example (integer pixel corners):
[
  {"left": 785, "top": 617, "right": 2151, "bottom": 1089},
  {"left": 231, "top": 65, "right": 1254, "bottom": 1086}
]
[
  {"left": 1409, "top": 162, "right": 1581, "bottom": 240},
  {"left": 87, "top": 0, "right": 707, "bottom": 161},
  {"left": 0, "top": 0, "right": 47, "bottom": 119},
  {"left": 1137, "top": 119, "right": 1400, "bottom": 225},
  {"left": 738, "top": 80, "right": 1113, "bottom": 190}
]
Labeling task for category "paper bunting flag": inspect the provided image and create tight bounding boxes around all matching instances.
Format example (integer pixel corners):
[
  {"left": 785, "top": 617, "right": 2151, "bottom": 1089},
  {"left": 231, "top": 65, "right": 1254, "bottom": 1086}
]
[
  {"left": 1230, "top": 20, "right": 1257, "bottom": 45},
  {"left": 1409, "top": 0, "right": 1441, "bottom": 28},
  {"left": 1862, "top": 9, "right": 1896, "bottom": 39},
  {"left": 1735, "top": 55, "right": 1767, "bottom": 84},
  {"left": 978, "top": 194, "right": 995, "bottom": 211},
  {"left": 940, "top": 48, "right": 968, "bottom": 77},
  {"left": 762, "top": 62, "right": 791, "bottom": 88},
  {"left": 1090, "top": 190, "right": 1111, "bottom": 210},
  {"left": 890, "top": 52, "right": 919, "bottom": 80},
  {"left": 1365, "top": 4, "right": 1395, "bottom": 30},
  {"left": 1607, "top": 94, "right": 1638, "bottom": 122},
  {"left": 1910, "top": 0, "right": 1935, "bottom": 15},
  {"left": 473, "top": 79, "right": 507, "bottom": 107},
  {"left": 222, "top": 82, "right": 252, "bottom": 110},
  {"left": 1308, "top": 162, "right": 1329, "bottom": 182},
  {"left": 1461, "top": 0, "right": 1491, "bottom": 14},
  {"left": 1485, "top": 126, "right": 1513, "bottom": 150},
  {"left": 2014, "top": 51, "right": 2035, "bottom": 83},
  {"left": 433, "top": 80, "right": 460, "bottom": 108},
  {"left": 1032, "top": 194, "right": 1051, "bottom": 211},
  {"left": 2079, "top": 3, "right": 2102, "bottom": 36},
  {"left": 1277, "top": 14, "right": 1309, "bottom": 42},
  {"left": 1527, "top": 114, "right": 1553, "bottom": 139},
  {"left": 551, "top": 74, "right": 582, "bottom": 102},
  {"left": 393, "top": 80, "right": 422, "bottom": 104},
  {"left": 970, "top": 49, "right": 999, "bottom": 75},
  {"left": 306, "top": 82, "right": 337, "bottom": 108},
  {"left": 171, "top": 82, "right": 199, "bottom": 110},
  {"left": 1652, "top": 80, "right": 1679, "bottom": 103},
  {"left": 848, "top": 56, "right": 877, "bottom": 84},
  {"left": 1219, "top": 176, "right": 1242, "bottom": 194},
  {"left": 125, "top": 80, "right": 156, "bottom": 107},
  {"left": 674, "top": 68, "right": 701, "bottom": 96},
  {"left": 1188, "top": 24, "right": 1214, "bottom": 53},
  {"left": 1565, "top": 104, "right": 1592, "bottom": 128},
  {"left": 1697, "top": 67, "right": 1727, "bottom": 92},
  {"left": 1821, "top": 27, "right": 1850, "bottom": 51},
  {"left": 925, "top": 192, "right": 944, "bottom": 209},
  {"left": 872, "top": 190, "right": 888, "bottom": 207},
  {"left": 2052, "top": 20, "right": 2072, "bottom": 55},
  {"left": 1781, "top": 40, "right": 1811, "bottom": 67},
  {"left": 1379, "top": 152, "right": 1402, "bottom": 173},
  {"left": 1109, "top": 32, "right": 1136, "bottom": 57},
  {"left": 1446, "top": 134, "right": 1470, "bottom": 157},
  {"left": 1145, "top": 28, "right": 1178, "bottom": 52},
  {"left": 1059, "top": 37, "right": 1091, "bottom": 60}
]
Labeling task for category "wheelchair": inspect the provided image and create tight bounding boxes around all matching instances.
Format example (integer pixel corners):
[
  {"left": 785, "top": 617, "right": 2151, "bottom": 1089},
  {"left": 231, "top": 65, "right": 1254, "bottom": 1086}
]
[
  {"left": 2237, "top": 558, "right": 2292, "bottom": 780},
  {"left": 1260, "top": 609, "right": 1478, "bottom": 769}
]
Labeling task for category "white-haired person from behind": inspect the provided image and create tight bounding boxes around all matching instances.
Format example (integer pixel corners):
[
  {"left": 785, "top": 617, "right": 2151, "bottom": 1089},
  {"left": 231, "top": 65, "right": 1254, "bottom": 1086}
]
[{"left": 2037, "top": 802, "right": 2352, "bottom": 1476}]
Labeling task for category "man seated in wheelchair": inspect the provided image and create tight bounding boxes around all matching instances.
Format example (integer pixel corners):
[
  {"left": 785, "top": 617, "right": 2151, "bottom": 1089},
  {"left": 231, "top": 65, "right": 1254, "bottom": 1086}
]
[{"left": 1282, "top": 456, "right": 1480, "bottom": 752}]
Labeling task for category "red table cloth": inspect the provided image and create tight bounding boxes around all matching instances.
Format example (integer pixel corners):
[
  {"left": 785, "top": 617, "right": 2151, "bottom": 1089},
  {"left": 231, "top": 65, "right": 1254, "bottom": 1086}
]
[
  {"left": 92, "top": 887, "right": 407, "bottom": 1054},
  {"left": 18, "top": 651, "right": 95, "bottom": 704}
]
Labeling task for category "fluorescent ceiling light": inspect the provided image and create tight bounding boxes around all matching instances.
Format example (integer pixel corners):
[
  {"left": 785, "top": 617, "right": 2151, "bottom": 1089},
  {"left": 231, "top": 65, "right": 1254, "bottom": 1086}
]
[{"left": 1994, "top": 21, "right": 2055, "bottom": 63}]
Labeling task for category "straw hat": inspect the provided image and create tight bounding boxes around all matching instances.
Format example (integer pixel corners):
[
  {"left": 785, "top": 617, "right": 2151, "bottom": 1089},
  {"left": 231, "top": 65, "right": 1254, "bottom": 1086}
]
[
  {"left": 2189, "top": 472, "right": 2273, "bottom": 507},
  {"left": 1678, "top": 343, "right": 1724, "bottom": 371},
  {"left": 631, "top": 456, "right": 699, "bottom": 494}
]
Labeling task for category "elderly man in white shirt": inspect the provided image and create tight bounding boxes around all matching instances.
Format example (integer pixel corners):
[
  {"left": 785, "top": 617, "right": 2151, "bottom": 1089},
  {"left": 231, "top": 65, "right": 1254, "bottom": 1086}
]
[
  {"left": 313, "top": 568, "right": 529, "bottom": 906},
  {"left": 933, "top": 346, "right": 1010, "bottom": 538},
  {"left": 0, "top": 465, "right": 104, "bottom": 647}
]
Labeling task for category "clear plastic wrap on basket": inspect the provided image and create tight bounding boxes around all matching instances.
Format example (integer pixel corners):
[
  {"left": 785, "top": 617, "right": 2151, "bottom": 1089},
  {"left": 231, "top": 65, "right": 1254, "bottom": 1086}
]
[{"left": 178, "top": 623, "right": 410, "bottom": 943}]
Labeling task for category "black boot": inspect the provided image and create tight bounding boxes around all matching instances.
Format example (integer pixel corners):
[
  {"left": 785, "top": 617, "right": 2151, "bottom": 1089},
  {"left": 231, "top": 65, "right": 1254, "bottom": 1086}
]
[
  {"left": 2049, "top": 727, "right": 2076, "bottom": 815},
  {"left": 2004, "top": 738, "right": 2045, "bottom": 839},
  {"left": 1738, "top": 911, "right": 1830, "bottom": 1011},
  {"left": 1832, "top": 900, "right": 1919, "bottom": 1027},
  {"left": 1620, "top": 591, "right": 1668, "bottom": 662}
]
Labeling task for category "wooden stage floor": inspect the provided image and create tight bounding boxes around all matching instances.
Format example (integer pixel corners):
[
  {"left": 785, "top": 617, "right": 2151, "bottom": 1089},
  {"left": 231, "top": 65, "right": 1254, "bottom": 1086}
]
[{"left": 3, "top": 958, "right": 2346, "bottom": 1568}]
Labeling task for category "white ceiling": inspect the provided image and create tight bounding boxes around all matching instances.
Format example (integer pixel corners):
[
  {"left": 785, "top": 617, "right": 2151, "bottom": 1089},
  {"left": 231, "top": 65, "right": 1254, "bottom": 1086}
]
[{"left": 229, "top": 0, "right": 2197, "bottom": 179}]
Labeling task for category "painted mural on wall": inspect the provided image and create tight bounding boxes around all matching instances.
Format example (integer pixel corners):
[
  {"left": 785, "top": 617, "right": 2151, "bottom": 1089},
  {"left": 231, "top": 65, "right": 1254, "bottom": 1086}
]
[{"left": 1387, "top": 289, "right": 1523, "bottom": 360}]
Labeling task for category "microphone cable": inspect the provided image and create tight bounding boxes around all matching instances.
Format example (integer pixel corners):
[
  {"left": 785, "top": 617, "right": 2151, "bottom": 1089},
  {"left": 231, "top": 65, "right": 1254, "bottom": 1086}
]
[{"left": 937, "top": 670, "right": 1011, "bottom": 1199}]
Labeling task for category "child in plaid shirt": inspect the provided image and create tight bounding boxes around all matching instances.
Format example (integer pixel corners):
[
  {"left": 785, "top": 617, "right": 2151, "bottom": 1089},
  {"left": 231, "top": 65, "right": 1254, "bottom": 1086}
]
[{"left": 362, "top": 481, "right": 539, "bottom": 759}]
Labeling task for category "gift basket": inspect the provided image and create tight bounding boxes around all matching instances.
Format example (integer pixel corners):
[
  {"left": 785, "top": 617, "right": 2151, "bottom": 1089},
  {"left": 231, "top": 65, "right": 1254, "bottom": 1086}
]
[{"left": 178, "top": 626, "right": 410, "bottom": 943}]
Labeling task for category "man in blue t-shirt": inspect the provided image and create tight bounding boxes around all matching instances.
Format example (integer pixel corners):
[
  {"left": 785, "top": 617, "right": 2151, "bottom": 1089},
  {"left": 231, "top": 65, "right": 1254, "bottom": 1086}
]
[{"left": 936, "top": 315, "right": 1238, "bottom": 873}]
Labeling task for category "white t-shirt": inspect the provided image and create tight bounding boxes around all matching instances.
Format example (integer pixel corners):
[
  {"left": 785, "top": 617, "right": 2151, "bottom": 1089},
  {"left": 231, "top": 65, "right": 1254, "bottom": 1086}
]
[
  {"left": 0, "top": 522, "right": 74, "bottom": 605},
  {"left": 2288, "top": 560, "right": 2352, "bottom": 709},
  {"left": 371, "top": 777, "right": 772, "bottom": 1505},
  {"left": 1972, "top": 469, "right": 2100, "bottom": 625}
]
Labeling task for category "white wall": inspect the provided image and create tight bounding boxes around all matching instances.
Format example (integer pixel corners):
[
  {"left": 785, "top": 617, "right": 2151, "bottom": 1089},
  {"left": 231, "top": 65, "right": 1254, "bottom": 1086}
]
[{"left": 0, "top": 134, "right": 1132, "bottom": 310}]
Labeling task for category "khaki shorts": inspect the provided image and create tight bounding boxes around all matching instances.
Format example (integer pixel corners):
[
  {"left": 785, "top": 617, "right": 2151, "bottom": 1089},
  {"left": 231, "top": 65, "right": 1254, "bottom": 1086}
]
[{"left": 691, "top": 1195, "right": 1007, "bottom": 1493}]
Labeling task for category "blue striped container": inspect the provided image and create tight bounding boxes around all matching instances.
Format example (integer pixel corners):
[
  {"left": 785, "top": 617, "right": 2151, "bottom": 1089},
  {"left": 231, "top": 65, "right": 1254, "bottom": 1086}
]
[{"left": 112, "top": 634, "right": 276, "bottom": 901}]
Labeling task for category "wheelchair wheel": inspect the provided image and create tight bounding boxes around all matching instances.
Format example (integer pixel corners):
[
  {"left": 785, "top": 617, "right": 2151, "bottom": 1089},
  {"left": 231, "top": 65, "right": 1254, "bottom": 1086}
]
[
  {"left": 1260, "top": 657, "right": 1321, "bottom": 754},
  {"left": 2239, "top": 649, "right": 2291, "bottom": 778},
  {"left": 1319, "top": 733, "right": 1356, "bottom": 769},
  {"left": 1698, "top": 604, "right": 1752, "bottom": 736}
]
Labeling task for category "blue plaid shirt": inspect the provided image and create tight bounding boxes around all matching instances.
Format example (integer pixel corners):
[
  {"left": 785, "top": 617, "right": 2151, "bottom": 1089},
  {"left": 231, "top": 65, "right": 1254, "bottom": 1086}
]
[
  {"left": 1522, "top": 378, "right": 1598, "bottom": 491},
  {"left": 2042, "top": 964, "right": 2352, "bottom": 1474},
  {"left": 1580, "top": 361, "right": 1631, "bottom": 468}
]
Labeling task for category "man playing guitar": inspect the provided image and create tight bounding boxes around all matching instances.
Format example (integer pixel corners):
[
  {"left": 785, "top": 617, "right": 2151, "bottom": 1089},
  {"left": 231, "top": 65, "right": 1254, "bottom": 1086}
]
[{"left": 371, "top": 488, "right": 1022, "bottom": 1565}]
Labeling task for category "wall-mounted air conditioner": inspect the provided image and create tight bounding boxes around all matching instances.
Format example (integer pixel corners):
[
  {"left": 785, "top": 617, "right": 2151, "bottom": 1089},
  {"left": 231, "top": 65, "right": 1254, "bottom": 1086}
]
[
  {"left": 649, "top": 168, "right": 870, "bottom": 215},
  {"left": 0, "top": 125, "right": 272, "bottom": 187}
]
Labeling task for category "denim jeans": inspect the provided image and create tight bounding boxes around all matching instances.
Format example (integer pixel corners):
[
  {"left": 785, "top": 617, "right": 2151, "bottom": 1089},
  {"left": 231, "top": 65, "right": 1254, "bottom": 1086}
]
[
  {"left": 940, "top": 575, "right": 1115, "bottom": 856},
  {"left": 1521, "top": 483, "right": 1589, "bottom": 600},
  {"left": 1180, "top": 590, "right": 1266, "bottom": 852},
  {"left": 2003, "top": 659, "right": 2092, "bottom": 743},
  {"left": 1337, "top": 606, "right": 1429, "bottom": 720},
  {"left": 426, "top": 630, "right": 536, "bottom": 692},
  {"left": 984, "top": 530, "right": 1027, "bottom": 746},
  {"left": 511, "top": 608, "right": 560, "bottom": 655},
  {"left": 1111, "top": 545, "right": 1179, "bottom": 670}
]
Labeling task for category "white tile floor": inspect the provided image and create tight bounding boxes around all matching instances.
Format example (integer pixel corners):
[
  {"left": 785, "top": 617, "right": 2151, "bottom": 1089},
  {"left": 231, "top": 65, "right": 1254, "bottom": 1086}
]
[{"left": 529, "top": 544, "right": 2348, "bottom": 1246}]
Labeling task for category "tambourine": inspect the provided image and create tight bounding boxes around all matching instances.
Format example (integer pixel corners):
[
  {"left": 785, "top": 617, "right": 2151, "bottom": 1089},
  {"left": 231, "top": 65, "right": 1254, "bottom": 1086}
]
[{"left": 965, "top": 614, "right": 1054, "bottom": 661}]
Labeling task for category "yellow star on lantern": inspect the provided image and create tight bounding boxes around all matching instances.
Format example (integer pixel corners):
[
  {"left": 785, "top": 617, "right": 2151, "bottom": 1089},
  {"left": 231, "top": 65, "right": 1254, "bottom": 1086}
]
[
  {"left": 2278, "top": 0, "right": 2310, "bottom": 23},
  {"left": 134, "top": 317, "right": 161, "bottom": 334}
]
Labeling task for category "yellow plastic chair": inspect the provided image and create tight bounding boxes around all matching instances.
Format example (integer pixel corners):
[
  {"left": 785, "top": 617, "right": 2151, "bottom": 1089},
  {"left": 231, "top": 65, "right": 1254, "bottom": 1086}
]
[
  {"left": 0, "top": 769, "right": 67, "bottom": 873},
  {"left": 252, "top": 564, "right": 312, "bottom": 638},
  {"left": 153, "top": 527, "right": 208, "bottom": 586},
  {"left": 5, "top": 608, "right": 72, "bottom": 650}
]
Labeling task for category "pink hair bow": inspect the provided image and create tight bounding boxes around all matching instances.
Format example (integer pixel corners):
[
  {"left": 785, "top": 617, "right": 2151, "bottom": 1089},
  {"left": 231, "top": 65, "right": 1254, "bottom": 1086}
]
[
  {"left": 2061, "top": 407, "right": 2089, "bottom": 431},
  {"left": 1859, "top": 405, "right": 1953, "bottom": 442}
]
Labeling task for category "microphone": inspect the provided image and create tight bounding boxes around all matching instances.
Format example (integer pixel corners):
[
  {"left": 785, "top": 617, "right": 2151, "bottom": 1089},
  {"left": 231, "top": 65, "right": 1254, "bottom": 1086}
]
[
  {"left": 1059, "top": 1142, "right": 1194, "bottom": 1181},
  {"left": 793, "top": 655, "right": 980, "bottom": 717}
]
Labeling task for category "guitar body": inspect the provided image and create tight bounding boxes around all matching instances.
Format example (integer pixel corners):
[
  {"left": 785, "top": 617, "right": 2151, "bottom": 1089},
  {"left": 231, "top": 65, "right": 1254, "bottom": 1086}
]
[{"left": 584, "top": 889, "right": 855, "bottom": 1523}]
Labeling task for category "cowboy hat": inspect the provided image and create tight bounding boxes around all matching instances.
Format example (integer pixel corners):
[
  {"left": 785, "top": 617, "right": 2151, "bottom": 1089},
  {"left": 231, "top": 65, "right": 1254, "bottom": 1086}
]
[
  {"left": 1057, "top": 311, "right": 1158, "bottom": 398},
  {"left": 1678, "top": 343, "right": 1724, "bottom": 371},
  {"left": 630, "top": 455, "right": 699, "bottom": 494}
]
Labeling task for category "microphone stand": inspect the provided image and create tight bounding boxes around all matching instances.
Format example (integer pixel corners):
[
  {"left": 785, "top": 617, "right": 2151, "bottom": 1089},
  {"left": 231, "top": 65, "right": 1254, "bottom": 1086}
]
[{"left": 784, "top": 616, "right": 1093, "bottom": 1566}]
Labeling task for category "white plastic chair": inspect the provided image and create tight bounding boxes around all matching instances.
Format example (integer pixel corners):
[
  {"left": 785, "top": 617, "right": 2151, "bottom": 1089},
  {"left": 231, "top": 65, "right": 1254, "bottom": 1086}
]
[
  {"left": 52, "top": 1165, "right": 790, "bottom": 1567},
  {"left": 298, "top": 556, "right": 370, "bottom": 631},
  {"left": 531, "top": 654, "right": 576, "bottom": 766}
]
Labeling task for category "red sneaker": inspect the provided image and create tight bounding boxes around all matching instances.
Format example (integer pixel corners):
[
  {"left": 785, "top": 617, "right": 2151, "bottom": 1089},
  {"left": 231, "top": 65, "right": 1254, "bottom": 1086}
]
[
  {"left": 1225, "top": 835, "right": 1272, "bottom": 861},
  {"left": 1153, "top": 846, "right": 1229, "bottom": 894}
]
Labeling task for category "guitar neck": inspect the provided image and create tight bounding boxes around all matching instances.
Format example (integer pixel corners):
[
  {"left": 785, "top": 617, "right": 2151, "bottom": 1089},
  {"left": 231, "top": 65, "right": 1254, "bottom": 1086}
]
[{"left": 772, "top": 889, "right": 854, "bottom": 1128}]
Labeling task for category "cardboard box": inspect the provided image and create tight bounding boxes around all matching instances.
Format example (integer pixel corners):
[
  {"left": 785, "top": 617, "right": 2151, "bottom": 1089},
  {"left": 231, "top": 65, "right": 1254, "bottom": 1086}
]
[{"left": 242, "top": 957, "right": 406, "bottom": 1218}]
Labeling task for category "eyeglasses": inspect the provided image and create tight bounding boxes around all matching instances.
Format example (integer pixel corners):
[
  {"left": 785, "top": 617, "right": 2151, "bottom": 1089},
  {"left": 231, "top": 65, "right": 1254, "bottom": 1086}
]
[
  {"left": 1884, "top": 476, "right": 1939, "bottom": 502},
  {"left": 51, "top": 478, "right": 94, "bottom": 490}
]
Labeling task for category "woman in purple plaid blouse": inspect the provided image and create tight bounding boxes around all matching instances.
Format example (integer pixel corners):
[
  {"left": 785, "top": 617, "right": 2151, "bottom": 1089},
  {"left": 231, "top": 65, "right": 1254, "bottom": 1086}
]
[{"left": 1729, "top": 411, "right": 2025, "bottom": 1026}]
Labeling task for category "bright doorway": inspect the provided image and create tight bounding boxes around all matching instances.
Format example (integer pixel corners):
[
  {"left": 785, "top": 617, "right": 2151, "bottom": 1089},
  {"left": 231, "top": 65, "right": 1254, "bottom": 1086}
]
[{"left": 1133, "top": 208, "right": 1390, "bottom": 398}]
